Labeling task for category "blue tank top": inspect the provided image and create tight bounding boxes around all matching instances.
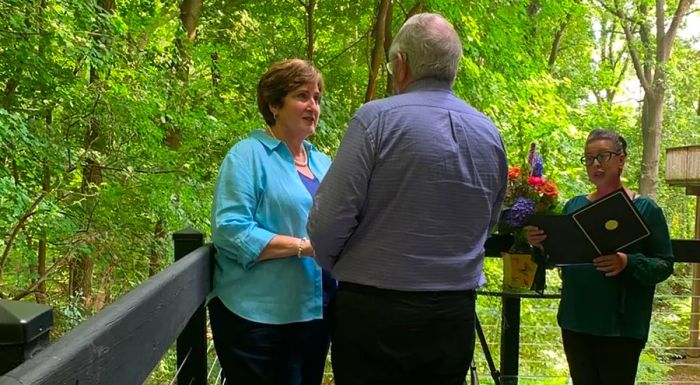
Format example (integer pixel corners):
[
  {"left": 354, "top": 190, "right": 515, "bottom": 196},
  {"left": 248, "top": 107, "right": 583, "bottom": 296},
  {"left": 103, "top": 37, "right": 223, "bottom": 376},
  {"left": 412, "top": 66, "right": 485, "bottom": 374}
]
[{"left": 299, "top": 171, "right": 337, "bottom": 306}]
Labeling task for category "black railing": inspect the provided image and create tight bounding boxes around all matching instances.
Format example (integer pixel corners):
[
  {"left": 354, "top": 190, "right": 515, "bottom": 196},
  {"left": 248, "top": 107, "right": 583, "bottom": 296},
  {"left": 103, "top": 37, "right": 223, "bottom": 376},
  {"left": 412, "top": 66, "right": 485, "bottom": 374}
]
[
  {"left": 0, "top": 230, "right": 698, "bottom": 385},
  {"left": 0, "top": 228, "right": 212, "bottom": 385},
  {"left": 482, "top": 235, "right": 700, "bottom": 385}
]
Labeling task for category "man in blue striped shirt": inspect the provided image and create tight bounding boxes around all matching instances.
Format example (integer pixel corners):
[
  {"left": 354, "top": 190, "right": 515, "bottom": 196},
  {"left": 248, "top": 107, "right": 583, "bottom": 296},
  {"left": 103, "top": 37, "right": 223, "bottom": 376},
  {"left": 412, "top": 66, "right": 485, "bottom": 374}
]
[{"left": 308, "top": 12, "right": 508, "bottom": 385}]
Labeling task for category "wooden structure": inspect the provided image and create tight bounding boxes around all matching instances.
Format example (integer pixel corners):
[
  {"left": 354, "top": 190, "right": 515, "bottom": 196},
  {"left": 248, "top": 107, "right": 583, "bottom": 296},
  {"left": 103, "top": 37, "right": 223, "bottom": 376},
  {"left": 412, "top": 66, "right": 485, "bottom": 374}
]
[
  {"left": 0, "top": 300, "right": 52, "bottom": 375},
  {"left": 0, "top": 231, "right": 698, "bottom": 384},
  {"left": 0, "top": 229, "right": 211, "bottom": 385},
  {"left": 666, "top": 144, "right": 700, "bottom": 357}
]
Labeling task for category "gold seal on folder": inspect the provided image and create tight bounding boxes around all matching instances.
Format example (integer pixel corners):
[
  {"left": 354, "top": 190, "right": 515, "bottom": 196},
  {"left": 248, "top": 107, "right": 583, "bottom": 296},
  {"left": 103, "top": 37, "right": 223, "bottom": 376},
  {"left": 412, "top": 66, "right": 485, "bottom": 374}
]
[{"left": 605, "top": 220, "right": 619, "bottom": 230}]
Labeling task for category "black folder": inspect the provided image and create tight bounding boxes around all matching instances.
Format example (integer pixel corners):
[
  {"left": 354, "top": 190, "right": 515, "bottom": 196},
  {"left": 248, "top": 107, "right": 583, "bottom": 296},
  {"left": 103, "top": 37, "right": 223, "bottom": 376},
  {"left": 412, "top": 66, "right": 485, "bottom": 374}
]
[{"left": 526, "top": 188, "right": 651, "bottom": 265}]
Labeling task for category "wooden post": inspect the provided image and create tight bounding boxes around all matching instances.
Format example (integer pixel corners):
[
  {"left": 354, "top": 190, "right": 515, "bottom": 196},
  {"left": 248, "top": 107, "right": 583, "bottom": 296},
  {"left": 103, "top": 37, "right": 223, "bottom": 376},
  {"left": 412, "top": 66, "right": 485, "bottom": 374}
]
[
  {"left": 0, "top": 300, "right": 52, "bottom": 375},
  {"left": 173, "top": 228, "right": 207, "bottom": 385},
  {"left": 690, "top": 194, "right": 700, "bottom": 357}
]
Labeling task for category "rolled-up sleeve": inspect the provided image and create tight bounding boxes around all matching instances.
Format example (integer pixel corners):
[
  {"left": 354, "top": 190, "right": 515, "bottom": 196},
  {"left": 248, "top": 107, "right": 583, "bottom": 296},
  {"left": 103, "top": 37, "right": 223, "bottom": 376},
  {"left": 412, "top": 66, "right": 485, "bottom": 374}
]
[
  {"left": 308, "top": 117, "right": 375, "bottom": 270},
  {"left": 212, "top": 150, "right": 274, "bottom": 270}
]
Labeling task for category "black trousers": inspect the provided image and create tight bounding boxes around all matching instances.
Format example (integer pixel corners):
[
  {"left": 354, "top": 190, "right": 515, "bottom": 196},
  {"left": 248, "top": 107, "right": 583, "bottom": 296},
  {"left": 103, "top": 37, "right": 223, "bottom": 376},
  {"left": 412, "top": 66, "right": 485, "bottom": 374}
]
[
  {"left": 208, "top": 297, "right": 329, "bottom": 385},
  {"left": 330, "top": 282, "right": 476, "bottom": 385},
  {"left": 562, "top": 328, "right": 646, "bottom": 385}
]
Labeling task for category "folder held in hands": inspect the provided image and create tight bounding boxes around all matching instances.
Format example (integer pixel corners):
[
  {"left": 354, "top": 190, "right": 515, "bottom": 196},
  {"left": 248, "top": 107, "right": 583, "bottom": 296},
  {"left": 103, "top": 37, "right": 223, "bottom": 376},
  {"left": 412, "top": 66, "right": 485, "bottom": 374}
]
[{"left": 526, "top": 188, "right": 651, "bottom": 265}]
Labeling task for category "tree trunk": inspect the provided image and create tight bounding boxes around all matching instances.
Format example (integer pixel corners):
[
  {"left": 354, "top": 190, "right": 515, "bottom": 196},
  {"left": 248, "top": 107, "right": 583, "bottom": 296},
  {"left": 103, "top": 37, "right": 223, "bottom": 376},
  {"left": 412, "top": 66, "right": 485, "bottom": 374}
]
[
  {"left": 180, "top": 0, "right": 203, "bottom": 41},
  {"left": 169, "top": 0, "right": 202, "bottom": 145},
  {"left": 149, "top": 220, "right": 167, "bottom": 277},
  {"left": 36, "top": 233, "right": 47, "bottom": 303},
  {"left": 2, "top": 79, "right": 18, "bottom": 109},
  {"left": 35, "top": 110, "right": 52, "bottom": 304},
  {"left": 34, "top": 0, "right": 50, "bottom": 305},
  {"left": 611, "top": 0, "right": 693, "bottom": 197},
  {"left": 639, "top": 91, "right": 664, "bottom": 196},
  {"left": 384, "top": 0, "right": 394, "bottom": 95},
  {"left": 70, "top": 0, "right": 114, "bottom": 310},
  {"left": 211, "top": 52, "right": 221, "bottom": 88},
  {"left": 303, "top": 0, "right": 316, "bottom": 61},
  {"left": 92, "top": 265, "right": 113, "bottom": 310},
  {"left": 547, "top": 15, "right": 570, "bottom": 68},
  {"left": 406, "top": 0, "right": 426, "bottom": 17},
  {"left": 364, "top": 0, "right": 391, "bottom": 102}
]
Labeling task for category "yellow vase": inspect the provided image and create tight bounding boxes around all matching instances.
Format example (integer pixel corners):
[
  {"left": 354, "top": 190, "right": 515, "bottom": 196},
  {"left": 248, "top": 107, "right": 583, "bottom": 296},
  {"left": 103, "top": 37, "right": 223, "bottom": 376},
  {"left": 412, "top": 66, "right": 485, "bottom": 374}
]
[{"left": 501, "top": 252, "right": 537, "bottom": 290}]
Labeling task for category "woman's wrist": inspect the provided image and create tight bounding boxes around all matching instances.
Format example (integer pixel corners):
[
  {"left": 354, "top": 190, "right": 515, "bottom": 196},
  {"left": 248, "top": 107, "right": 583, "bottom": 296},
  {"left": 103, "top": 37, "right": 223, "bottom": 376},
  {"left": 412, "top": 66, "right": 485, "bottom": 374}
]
[{"left": 297, "top": 237, "right": 307, "bottom": 257}]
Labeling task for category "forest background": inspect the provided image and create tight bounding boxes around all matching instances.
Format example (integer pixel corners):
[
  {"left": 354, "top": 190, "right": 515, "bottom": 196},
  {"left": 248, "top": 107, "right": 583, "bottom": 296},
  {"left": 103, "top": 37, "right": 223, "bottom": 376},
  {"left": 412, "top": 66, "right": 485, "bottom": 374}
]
[{"left": 1, "top": 0, "right": 700, "bottom": 383}]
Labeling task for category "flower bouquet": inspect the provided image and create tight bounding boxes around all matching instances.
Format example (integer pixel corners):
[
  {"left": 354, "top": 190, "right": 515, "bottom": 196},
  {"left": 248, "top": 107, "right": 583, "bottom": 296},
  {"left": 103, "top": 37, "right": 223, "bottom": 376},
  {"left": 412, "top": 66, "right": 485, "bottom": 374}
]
[{"left": 499, "top": 143, "right": 559, "bottom": 289}]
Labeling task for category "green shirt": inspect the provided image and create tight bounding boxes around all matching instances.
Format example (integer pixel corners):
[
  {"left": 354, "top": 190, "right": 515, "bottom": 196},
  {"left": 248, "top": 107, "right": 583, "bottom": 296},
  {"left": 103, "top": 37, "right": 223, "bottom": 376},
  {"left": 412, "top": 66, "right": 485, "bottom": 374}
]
[{"left": 556, "top": 195, "right": 673, "bottom": 340}]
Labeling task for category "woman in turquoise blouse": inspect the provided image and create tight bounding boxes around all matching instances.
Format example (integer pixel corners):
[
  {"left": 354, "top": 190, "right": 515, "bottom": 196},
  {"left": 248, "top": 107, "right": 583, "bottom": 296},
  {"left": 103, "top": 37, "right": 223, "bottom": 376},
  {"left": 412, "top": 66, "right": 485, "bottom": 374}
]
[
  {"left": 209, "top": 59, "right": 333, "bottom": 385},
  {"left": 526, "top": 129, "right": 673, "bottom": 385}
]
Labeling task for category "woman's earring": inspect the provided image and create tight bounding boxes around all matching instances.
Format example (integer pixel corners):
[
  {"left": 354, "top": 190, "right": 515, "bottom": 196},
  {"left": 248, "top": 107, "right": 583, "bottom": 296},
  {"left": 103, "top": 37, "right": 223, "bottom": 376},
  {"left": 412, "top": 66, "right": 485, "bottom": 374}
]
[{"left": 273, "top": 112, "right": 278, "bottom": 121}]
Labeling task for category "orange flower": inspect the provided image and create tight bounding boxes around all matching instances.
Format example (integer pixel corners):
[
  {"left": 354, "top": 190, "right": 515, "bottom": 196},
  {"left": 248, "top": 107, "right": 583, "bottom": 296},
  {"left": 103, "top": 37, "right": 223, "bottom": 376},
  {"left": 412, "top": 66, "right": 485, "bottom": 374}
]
[
  {"left": 537, "top": 180, "right": 558, "bottom": 198},
  {"left": 508, "top": 166, "right": 521, "bottom": 181}
]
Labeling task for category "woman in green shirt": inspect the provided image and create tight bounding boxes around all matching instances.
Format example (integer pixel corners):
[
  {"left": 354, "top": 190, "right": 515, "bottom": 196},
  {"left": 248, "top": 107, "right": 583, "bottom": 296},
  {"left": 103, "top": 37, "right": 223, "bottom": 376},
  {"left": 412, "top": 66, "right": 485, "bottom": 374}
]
[{"left": 526, "top": 129, "right": 674, "bottom": 385}]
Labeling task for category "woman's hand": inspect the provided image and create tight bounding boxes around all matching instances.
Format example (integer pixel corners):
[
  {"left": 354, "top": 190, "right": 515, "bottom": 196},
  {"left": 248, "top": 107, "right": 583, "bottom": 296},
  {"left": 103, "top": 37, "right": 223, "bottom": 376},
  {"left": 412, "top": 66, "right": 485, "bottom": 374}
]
[
  {"left": 524, "top": 225, "right": 546, "bottom": 253},
  {"left": 301, "top": 237, "right": 315, "bottom": 257},
  {"left": 593, "top": 252, "right": 628, "bottom": 277}
]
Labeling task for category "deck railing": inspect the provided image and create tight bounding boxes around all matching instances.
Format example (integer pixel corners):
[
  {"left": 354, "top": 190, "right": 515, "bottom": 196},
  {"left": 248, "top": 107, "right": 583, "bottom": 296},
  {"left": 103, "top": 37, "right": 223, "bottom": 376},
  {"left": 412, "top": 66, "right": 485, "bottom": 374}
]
[
  {"left": 0, "top": 230, "right": 698, "bottom": 385},
  {"left": 0, "top": 228, "right": 211, "bottom": 385}
]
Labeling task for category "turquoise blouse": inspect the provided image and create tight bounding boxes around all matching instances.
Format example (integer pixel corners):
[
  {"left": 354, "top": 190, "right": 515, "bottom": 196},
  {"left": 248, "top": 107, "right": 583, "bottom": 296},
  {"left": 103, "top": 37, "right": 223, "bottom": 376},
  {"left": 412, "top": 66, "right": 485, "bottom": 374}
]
[
  {"left": 555, "top": 195, "right": 674, "bottom": 340},
  {"left": 209, "top": 129, "right": 331, "bottom": 324}
]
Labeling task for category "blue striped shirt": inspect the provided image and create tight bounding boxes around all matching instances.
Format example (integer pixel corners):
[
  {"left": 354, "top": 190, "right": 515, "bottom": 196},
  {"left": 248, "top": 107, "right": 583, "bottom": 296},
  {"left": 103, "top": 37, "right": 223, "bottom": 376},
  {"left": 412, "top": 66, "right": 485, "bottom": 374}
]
[
  {"left": 210, "top": 129, "right": 331, "bottom": 324},
  {"left": 308, "top": 79, "right": 508, "bottom": 291}
]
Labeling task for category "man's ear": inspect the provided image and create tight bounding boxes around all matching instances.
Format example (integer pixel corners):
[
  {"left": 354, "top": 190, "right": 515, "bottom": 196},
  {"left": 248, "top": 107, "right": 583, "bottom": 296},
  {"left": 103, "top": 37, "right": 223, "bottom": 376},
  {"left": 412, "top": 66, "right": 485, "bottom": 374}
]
[{"left": 395, "top": 53, "right": 411, "bottom": 92}]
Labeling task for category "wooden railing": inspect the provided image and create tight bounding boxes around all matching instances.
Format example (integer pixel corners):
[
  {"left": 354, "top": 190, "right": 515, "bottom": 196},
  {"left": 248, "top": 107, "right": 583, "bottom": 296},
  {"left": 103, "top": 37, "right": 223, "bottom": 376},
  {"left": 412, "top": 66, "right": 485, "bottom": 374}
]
[
  {"left": 0, "top": 228, "right": 211, "bottom": 385},
  {"left": 0, "top": 230, "right": 698, "bottom": 385}
]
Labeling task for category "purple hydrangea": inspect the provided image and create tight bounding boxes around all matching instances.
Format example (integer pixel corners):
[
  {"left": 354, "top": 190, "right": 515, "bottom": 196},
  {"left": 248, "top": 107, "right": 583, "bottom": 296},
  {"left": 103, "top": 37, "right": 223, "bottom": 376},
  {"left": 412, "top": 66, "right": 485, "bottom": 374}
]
[{"left": 501, "top": 197, "right": 536, "bottom": 228}]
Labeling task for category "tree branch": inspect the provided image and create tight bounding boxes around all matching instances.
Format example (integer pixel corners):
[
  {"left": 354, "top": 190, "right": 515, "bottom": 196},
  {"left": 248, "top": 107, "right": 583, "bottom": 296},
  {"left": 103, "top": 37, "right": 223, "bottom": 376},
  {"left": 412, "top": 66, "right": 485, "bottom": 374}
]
[
  {"left": 319, "top": 33, "right": 369, "bottom": 69},
  {"left": 548, "top": 14, "right": 571, "bottom": 68},
  {"left": 662, "top": 0, "right": 694, "bottom": 61},
  {"left": 99, "top": 165, "right": 181, "bottom": 174},
  {"left": 0, "top": 192, "right": 47, "bottom": 283},
  {"left": 12, "top": 242, "right": 78, "bottom": 301},
  {"left": 605, "top": 0, "right": 652, "bottom": 93},
  {"left": 620, "top": 19, "right": 652, "bottom": 93}
]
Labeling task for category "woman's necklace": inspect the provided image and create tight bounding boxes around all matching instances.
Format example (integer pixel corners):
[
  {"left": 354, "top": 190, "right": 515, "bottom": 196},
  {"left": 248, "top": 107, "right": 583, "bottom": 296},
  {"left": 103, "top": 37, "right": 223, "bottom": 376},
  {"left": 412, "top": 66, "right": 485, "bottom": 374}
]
[{"left": 267, "top": 126, "right": 308, "bottom": 167}]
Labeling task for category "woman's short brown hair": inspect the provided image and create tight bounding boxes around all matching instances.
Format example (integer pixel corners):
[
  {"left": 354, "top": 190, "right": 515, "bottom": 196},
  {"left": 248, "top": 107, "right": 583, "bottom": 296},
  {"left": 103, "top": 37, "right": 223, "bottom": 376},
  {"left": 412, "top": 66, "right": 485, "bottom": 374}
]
[{"left": 256, "top": 59, "right": 324, "bottom": 127}]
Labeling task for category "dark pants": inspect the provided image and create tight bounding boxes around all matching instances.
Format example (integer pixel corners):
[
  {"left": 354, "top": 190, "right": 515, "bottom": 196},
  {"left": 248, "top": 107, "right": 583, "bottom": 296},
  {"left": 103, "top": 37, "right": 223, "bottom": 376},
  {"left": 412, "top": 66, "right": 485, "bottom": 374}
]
[
  {"left": 562, "top": 328, "right": 645, "bottom": 385},
  {"left": 208, "top": 297, "right": 329, "bottom": 385},
  {"left": 330, "top": 282, "right": 476, "bottom": 385}
]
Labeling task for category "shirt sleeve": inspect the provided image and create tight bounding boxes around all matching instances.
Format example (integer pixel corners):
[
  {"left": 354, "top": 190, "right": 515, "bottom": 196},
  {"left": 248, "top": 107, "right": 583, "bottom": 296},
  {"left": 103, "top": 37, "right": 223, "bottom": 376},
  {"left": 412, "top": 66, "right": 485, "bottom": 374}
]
[
  {"left": 623, "top": 201, "right": 674, "bottom": 286},
  {"left": 308, "top": 116, "right": 375, "bottom": 270},
  {"left": 211, "top": 149, "right": 275, "bottom": 270}
]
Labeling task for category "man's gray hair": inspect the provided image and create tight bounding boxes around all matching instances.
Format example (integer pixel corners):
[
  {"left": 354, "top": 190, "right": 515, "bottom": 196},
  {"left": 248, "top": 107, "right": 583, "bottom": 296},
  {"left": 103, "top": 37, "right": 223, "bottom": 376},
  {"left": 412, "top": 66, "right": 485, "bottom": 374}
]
[{"left": 388, "top": 13, "right": 462, "bottom": 84}]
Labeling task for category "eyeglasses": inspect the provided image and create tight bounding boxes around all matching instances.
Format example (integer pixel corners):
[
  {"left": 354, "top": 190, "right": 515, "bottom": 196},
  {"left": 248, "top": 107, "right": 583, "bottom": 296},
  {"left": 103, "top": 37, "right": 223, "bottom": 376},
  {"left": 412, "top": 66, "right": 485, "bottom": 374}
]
[
  {"left": 385, "top": 53, "right": 405, "bottom": 76},
  {"left": 580, "top": 151, "right": 621, "bottom": 166},
  {"left": 385, "top": 61, "right": 394, "bottom": 75}
]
